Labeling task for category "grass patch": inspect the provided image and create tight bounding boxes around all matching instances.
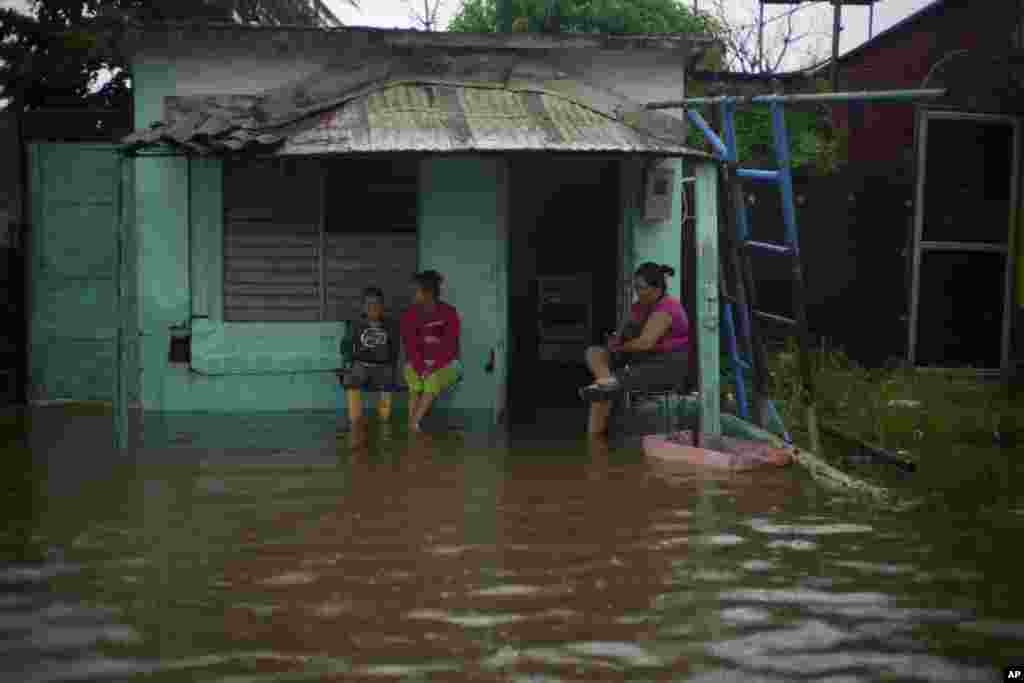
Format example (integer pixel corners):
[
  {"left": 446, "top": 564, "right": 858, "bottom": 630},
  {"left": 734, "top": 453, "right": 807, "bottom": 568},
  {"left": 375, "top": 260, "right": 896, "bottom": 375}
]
[{"left": 721, "top": 338, "right": 1024, "bottom": 464}]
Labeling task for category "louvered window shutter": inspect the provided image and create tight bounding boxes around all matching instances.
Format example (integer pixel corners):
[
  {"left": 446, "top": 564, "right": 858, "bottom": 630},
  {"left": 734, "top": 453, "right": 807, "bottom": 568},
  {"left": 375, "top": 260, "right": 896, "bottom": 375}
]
[{"left": 223, "top": 158, "right": 321, "bottom": 322}]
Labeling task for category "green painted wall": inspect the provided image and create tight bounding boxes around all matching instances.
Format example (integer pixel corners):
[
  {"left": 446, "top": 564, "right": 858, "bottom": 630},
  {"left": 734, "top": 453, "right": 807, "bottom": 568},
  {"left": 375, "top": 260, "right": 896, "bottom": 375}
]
[
  {"left": 130, "top": 153, "right": 512, "bottom": 417},
  {"left": 417, "top": 156, "right": 508, "bottom": 426},
  {"left": 128, "top": 58, "right": 350, "bottom": 413},
  {"left": 28, "top": 143, "right": 133, "bottom": 402},
  {"left": 135, "top": 154, "right": 188, "bottom": 409},
  {"left": 631, "top": 158, "right": 684, "bottom": 298},
  {"left": 130, "top": 151, "right": 511, "bottom": 417},
  {"left": 133, "top": 153, "right": 349, "bottom": 413},
  {"left": 190, "top": 157, "right": 224, "bottom": 323}
]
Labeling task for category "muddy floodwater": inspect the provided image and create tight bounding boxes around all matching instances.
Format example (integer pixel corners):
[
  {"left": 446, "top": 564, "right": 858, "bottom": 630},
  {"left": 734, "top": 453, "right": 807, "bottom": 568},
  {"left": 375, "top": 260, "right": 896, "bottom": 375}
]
[{"left": 1, "top": 407, "right": 1022, "bottom": 682}]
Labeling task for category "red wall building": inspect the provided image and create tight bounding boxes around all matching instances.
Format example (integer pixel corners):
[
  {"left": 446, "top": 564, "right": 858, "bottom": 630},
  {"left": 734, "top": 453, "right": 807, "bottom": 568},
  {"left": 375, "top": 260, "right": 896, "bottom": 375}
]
[{"left": 828, "top": 0, "right": 1022, "bottom": 166}]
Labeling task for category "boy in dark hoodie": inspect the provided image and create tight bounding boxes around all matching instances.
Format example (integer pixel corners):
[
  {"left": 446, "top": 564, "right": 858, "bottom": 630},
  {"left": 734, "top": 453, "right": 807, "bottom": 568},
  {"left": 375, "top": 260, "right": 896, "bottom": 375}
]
[{"left": 340, "top": 287, "right": 401, "bottom": 426}]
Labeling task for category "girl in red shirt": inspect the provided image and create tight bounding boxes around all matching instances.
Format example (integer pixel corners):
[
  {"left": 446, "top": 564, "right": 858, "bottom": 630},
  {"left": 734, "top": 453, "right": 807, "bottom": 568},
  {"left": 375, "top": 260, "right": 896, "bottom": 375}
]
[{"left": 400, "top": 270, "right": 462, "bottom": 432}]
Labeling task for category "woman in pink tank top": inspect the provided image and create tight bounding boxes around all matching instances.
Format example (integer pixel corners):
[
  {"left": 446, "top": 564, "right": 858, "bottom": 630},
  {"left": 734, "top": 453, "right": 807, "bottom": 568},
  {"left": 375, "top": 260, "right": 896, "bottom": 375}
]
[{"left": 581, "top": 262, "right": 691, "bottom": 436}]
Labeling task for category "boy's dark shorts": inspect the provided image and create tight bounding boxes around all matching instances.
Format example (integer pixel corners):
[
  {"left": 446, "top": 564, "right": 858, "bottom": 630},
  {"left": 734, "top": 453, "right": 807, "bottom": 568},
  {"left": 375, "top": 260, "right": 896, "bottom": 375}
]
[{"left": 341, "top": 362, "right": 397, "bottom": 389}]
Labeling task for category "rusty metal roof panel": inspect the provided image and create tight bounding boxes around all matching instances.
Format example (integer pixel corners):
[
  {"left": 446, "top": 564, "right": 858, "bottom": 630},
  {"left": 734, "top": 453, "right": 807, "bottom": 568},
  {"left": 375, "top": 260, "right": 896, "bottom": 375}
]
[
  {"left": 457, "top": 88, "right": 550, "bottom": 150},
  {"left": 122, "top": 53, "right": 708, "bottom": 157},
  {"left": 273, "top": 82, "right": 701, "bottom": 155},
  {"left": 541, "top": 93, "right": 634, "bottom": 150},
  {"left": 366, "top": 85, "right": 457, "bottom": 152}
]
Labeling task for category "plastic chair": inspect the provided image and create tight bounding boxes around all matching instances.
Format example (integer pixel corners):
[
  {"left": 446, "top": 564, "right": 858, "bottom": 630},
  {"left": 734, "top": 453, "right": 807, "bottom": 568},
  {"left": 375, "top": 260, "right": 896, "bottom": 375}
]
[
  {"left": 620, "top": 383, "right": 688, "bottom": 435},
  {"left": 618, "top": 345, "right": 697, "bottom": 435}
]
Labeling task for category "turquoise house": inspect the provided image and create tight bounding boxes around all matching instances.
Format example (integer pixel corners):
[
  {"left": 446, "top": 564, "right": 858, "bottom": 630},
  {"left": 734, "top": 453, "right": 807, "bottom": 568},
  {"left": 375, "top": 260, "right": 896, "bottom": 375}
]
[{"left": 28, "top": 23, "right": 713, "bottom": 431}]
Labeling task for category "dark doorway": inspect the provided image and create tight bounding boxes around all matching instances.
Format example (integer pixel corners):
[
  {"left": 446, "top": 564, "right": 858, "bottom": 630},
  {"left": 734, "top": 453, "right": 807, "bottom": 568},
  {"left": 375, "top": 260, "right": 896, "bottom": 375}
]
[{"left": 507, "top": 157, "right": 621, "bottom": 432}]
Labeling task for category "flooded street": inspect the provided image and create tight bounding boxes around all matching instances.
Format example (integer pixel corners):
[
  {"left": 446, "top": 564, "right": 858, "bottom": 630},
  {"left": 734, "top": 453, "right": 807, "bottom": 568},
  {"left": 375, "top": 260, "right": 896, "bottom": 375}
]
[{"left": 1, "top": 408, "right": 1021, "bottom": 681}]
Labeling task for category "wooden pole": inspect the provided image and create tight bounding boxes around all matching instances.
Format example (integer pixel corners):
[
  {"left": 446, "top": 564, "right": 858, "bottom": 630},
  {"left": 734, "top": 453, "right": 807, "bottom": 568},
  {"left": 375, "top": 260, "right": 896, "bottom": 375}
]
[
  {"left": 649, "top": 89, "right": 948, "bottom": 109},
  {"left": 830, "top": 0, "right": 843, "bottom": 92},
  {"left": 758, "top": 1, "right": 765, "bottom": 74},
  {"left": 694, "top": 160, "right": 721, "bottom": 442}
]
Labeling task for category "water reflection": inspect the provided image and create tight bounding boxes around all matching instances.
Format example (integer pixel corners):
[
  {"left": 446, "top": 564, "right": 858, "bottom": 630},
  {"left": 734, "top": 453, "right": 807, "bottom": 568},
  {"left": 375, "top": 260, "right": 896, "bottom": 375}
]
[{"left": 0, "top": 407, "right": 1019, "bottom": 681}]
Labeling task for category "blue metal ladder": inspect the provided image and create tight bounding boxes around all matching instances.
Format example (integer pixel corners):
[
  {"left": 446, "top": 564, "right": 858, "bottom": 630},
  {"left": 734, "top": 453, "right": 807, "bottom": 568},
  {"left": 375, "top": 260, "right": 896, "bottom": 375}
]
[
  {"left": 643, "top": 87, "right": 947, "bottom": 450},
  {"left": 683, "top": 98, "right": 820, "bottom": 444}
]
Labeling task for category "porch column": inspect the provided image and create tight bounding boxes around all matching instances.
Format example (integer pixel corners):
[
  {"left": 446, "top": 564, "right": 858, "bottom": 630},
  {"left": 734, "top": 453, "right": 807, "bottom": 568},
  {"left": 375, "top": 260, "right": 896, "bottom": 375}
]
[
  {"left": 133, "top": 62, "right": 188, "bottom": 412},
  {"left": 417, "top": 156, "right": 509, "bottom": 428},
  {"left": 694, "top": 160, "right": 721, "bottom": 438}
]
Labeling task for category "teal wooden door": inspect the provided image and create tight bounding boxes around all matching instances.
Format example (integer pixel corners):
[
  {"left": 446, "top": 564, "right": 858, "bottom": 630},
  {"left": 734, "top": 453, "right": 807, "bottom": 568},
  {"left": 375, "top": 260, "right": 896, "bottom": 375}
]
[
  {"left": 418, "top": 157, "right": 509, "bottom": 428},
  {"left": 28, "top": 143, "right": 130, "bottom": 402}
]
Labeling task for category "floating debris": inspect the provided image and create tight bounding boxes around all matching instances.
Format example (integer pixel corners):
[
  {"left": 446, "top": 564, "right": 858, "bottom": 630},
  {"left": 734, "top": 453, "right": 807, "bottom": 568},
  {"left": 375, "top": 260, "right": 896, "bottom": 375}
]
[
  {"left": 888, "top": 399, "right": 922, "bottom": 409},
  {"left": 259, "top": 571, "right": 316, "bottom": 586}
]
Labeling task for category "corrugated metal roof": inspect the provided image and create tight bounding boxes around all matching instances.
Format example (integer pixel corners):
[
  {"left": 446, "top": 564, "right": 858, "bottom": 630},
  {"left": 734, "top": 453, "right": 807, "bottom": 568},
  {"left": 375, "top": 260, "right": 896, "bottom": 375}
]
[
  {"left": 273, "top": 82, "right": 699, "bottom": 155},
  {"left": 122, "top": 54, "right": 706, "bottom": 158}
]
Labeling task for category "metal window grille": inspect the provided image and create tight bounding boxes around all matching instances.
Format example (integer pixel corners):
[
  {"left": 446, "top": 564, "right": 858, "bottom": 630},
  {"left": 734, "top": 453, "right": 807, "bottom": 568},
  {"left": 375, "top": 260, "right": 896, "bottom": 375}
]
[{"left": 223, "top": 157, "right": 419, "bottom": 322}]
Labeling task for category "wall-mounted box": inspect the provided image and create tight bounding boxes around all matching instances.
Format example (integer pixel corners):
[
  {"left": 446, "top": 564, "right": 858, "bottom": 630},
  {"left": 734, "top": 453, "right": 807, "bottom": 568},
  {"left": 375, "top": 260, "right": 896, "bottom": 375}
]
[{"left": 642, "top": 165, "right": 675, "bottom": 222}]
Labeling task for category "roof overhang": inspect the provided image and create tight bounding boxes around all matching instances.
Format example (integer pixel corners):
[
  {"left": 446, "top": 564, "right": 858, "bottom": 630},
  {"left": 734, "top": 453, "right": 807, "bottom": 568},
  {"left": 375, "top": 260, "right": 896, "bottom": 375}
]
[{"left": 123, "top": 52, "right": 709, "bottom": 158}]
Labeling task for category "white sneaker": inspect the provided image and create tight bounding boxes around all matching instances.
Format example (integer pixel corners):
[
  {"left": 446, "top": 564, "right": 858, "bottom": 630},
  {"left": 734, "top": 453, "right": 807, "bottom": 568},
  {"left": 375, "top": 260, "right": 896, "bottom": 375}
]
[{"left": 579, "top": 377, "right": 622, "bottom": 401}]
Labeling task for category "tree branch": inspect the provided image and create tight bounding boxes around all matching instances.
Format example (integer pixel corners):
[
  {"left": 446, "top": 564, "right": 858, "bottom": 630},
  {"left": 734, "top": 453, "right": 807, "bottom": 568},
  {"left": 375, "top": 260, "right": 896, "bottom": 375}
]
[
  {"left": 708, "top": 0, "right": 828, "bottom": 74},
  {"left": 403, "top": 0, "right": 445, "bottom": 31}
]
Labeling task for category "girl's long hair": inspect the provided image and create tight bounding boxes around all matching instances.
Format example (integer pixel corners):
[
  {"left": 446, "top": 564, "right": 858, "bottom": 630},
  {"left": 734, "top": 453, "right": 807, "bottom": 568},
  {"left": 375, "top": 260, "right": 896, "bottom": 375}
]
[{"left": 412, "top": 270, "right": 443, "bottom": 299}]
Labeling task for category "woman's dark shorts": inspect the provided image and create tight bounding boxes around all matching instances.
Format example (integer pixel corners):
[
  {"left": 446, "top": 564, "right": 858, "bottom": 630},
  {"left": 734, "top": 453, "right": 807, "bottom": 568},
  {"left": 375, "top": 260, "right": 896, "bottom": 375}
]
[
  {"left": 612, "top": 349, "right": 689, "bottom": 393},
  {"left": 341, "top": 361, "right": 397, "bottom": 389}
]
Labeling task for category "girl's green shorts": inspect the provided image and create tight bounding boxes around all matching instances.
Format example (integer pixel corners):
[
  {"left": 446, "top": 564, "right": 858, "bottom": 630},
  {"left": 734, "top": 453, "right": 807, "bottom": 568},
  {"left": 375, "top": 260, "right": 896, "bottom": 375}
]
[{"left": 404, "top": 361, "right": 461, "bottom": 395}]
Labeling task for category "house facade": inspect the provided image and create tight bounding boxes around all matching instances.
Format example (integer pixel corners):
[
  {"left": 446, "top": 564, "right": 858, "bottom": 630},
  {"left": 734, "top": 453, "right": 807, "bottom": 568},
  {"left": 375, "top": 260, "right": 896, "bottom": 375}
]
[{"left": 26, "top": 24, "right": 711, "bottom": 428}]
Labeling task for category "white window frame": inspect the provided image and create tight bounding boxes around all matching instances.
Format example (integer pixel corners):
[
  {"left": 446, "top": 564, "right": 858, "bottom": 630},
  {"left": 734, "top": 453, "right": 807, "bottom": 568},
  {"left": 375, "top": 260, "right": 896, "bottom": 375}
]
[{"left": 908, "top": 110, "right": 1020, "bottom": 374}]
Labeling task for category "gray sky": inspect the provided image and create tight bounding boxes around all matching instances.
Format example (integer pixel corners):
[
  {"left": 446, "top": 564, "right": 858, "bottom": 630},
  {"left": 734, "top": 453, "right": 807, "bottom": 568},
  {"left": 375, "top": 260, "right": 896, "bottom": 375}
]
[
  {"left": 1, "top": 0, "right": 937, "bottom": 69},
  {"left": 326, "top": 0, "right": 937, "bottom": 69}
]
